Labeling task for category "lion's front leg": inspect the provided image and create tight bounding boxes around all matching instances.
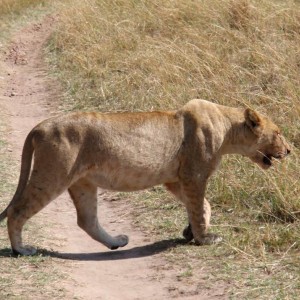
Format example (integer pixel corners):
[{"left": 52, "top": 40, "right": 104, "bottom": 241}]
[
  {"left": 182, "top": 181, "right": 222, "bottom": 245},
  {"left": 182, "top": 197, "right": 211, "bottom": 242}
]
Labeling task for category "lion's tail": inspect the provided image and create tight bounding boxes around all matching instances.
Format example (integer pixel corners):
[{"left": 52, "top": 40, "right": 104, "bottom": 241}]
[{"left": 0, "top": 130, "right": 35, "bottom": 222}]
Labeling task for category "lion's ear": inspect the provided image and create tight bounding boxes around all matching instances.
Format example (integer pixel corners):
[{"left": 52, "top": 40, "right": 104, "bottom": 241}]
[{"left": 244, "top": 108, "right": 263, "bottom": 135}]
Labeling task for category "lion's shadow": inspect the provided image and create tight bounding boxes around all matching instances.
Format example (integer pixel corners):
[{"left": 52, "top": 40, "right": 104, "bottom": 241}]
[{"left": 0, "top": 238, "right": 187, "bottom": 261}]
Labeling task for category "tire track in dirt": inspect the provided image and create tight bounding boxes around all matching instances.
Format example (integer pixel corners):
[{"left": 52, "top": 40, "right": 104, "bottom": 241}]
[{"left": 0, "top": 15, "right": 227, "bottom": 300}]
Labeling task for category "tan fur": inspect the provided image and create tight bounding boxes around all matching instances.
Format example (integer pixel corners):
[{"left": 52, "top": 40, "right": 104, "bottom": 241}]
[{"left": 0, "top": 99, "right": 291, "bottom": 255}]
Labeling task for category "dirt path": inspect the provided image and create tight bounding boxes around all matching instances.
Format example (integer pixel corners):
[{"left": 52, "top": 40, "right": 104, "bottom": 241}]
[{"left": 0, "top": 15, "right": 227, "bottom": 300}]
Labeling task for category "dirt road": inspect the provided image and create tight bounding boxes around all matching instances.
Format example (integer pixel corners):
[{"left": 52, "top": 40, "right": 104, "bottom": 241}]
[{"left": 0, "top": 15, "right": 227, "bottom": 299}]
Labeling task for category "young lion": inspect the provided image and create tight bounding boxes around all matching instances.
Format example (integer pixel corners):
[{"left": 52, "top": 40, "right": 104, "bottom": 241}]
[{"left": 0, "top": 99, "right": 291, "bottom": 255}]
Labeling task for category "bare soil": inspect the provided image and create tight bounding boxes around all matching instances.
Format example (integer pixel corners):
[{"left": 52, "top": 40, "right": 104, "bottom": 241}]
[{"left": 0, "top": 15, "right": 228, "bottom": 299}]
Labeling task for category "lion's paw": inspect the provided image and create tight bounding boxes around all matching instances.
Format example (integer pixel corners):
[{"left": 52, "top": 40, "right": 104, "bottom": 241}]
[
  {"left": 12, "top": 245, "right": 37, "bottom": 256},
  {"left": 194, "top": 233, "right": 222, "bottom": 246},
  {"left": 110, "top": 235, "right": 129, "bottom": 250},
  {"left": 182, "top": 224, "right": 194, "bottom": 242}
]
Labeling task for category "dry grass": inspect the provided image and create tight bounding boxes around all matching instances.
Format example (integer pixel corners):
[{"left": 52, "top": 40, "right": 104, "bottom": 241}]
[
  {"left": 48, "top": 0, "right": 300, "bottom": 297},
  {"left": 49, "top": 0, "right": 300, "bottom": 112}
]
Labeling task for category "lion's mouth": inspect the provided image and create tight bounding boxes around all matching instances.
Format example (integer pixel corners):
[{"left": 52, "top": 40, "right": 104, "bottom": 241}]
[
  {"left": 262, "top": 153, "right": 284, "bottom": 167},
  {"left": 263, "top": 154, "right": 273, "bottom": 166}
]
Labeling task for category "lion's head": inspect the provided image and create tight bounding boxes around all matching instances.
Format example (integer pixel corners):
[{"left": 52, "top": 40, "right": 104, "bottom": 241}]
[{"left": 244, "top": 108, "right": 291, "bottom": 169}]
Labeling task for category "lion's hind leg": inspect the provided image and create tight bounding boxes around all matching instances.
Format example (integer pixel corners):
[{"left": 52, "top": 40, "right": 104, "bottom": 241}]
[
  {"left": 7, "top": 181, "right": 59, "bottom": 256},
  {"left": 68, "top": 178, "right": 128, "bottom": 250}
]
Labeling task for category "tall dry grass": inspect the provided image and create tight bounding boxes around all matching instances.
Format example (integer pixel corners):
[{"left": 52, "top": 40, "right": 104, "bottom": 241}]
[{"left": 50, "top": 0, "right": 300, "bottom": 113}]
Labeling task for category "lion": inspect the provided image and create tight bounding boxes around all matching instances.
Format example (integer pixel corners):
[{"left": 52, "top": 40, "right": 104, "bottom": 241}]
[{"left": 0, "top": 99, "right": 291, "bottom": 255}]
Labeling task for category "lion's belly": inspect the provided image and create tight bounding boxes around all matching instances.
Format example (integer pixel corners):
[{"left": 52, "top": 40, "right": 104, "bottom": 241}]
[{"left": 86, "top": 161, "right": 179, "bottom": 192}]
